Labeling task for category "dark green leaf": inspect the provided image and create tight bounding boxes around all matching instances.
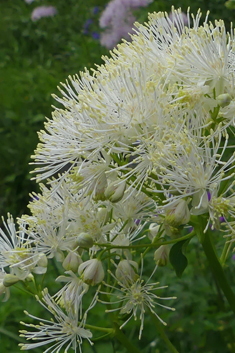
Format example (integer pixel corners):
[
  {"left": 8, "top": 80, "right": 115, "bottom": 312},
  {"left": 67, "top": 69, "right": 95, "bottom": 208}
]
[{"left": 169, "top": 239, "right": 190, "bottom": 278}]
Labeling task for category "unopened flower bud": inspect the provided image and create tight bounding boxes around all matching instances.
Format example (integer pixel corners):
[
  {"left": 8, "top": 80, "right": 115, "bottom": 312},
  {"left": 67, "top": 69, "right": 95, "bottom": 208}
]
[
  {"left": 148, "top": 224, "right": 160, "bottom": 241},
  {"left": 164, "top": 223, "right": 180, "bottom": 238},
  {"left": 166, "top": 199, "right": 190, "bottom": 226},
  {"left": 154, "top": 245, "right": 170, "bottom": 266},
  {"left": 55, "top": 249, "right": 64, "bottom": 262},
  {"left": 77, "top": 233, "right": 94, "bottom": 249},
  {"left": 3, "top": 274, "right": 19, "bottom": 287},
  {"left": 25, "top": 273, "right": 34, "bottom": 282},
  {"left": 115, "top": 260, "right": 138, "bottom": 285},
  {"left": 62, "top": 251, "right": 82, "bottom": 272},
  {"left": 78, "top": 259, "right": 104, "bottom": 286},
  {"left": 93, "top": 174, "right": 108, "bottom": 201},
  {"left": 0, "top": 283, "right": 10, "bottom": 302},
  {"left": 0, "top": 283, "right": 6, "bottom": 296},
  {"left": 174, "top": 199, "right": 190, "bottom": 224},
  {"left": 105, "top": 181, "right": 126, "bottom": 203},
  {"left": 217, "top": 93, "right": 232, "bottom": 108},
  {"left": 97, "top": 207, "right": 109, "bottom": 224},
  {"left": 37, "top": 253, "right": 48, "bottom": 268}
]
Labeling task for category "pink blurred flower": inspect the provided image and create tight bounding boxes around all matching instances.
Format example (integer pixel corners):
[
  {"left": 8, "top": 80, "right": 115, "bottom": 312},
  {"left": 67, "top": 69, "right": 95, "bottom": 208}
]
[
  {"left": 99, "top": 0, "right": 152, "bottom": 49},
  {"left": 31, "top": 6, "right": 57, "bottom": 22}
]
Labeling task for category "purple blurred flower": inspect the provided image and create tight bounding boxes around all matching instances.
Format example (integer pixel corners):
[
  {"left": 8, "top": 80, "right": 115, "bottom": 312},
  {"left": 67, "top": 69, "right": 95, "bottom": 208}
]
[
  {"left": 93, "top": 6, "right": 99, "bottom": 15},
  {"left": 99, "top": 0, "right": 153, "bottom": 49},
  {"left": 31, "top": 6, "right": 57, "bottom": 22},
  {"left": 92, "top": 32, "right": 100, "bottom": 40},
  {"left": 232, "top": 254, "right": 235, "bottom": 261},
  {"left": 219, "top": 216, "right": 225, "bottom": 223},
  {"left": 83, "top": 18, "right": 93, "bottom": 34}
]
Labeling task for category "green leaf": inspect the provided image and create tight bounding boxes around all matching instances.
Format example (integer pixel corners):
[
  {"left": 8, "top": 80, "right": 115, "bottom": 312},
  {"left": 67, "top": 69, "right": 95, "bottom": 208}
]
[{"left": 169, "top": 239, "right": 190, "bottom": 278}]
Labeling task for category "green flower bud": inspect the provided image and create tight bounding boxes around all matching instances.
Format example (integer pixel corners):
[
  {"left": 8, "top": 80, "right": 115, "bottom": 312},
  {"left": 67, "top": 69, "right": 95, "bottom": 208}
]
[
  {"left": 77, "top": 233, "right": 94, "bottom": 249},
  {"left": 3, "top": 274, "right": 19, "bottom": 287},
  {"left": 25, "top": 274, "right": 34, "bottom": 282},
  {"left": 217, "top": 93, "right": 232, "bottom": 108}
]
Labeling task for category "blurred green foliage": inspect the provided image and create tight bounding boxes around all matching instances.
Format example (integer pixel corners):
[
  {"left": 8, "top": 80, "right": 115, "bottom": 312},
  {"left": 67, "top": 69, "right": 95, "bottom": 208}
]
[{"left": 0, "top": 0, "right": 235, "bottom": 352}]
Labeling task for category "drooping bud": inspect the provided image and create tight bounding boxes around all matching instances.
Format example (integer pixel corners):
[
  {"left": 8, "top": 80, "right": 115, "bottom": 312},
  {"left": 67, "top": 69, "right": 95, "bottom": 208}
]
[
  {"left": 164, "top": 223, "right": 180, "bottom": 238},
  {"left": 25, "top": 273, "right": 34, "bottom": 282},
  {"left": 55, "top": 249, "right": 65, "bottom": 262},
  {"left": 165, "top": 199, "right": 190, "bottom": 226},
  {"left": 148, "top": 223, "right": 160, "bottom": 241},
  {"left": 115, "top": 260, "right": 138, "bottom": 286},
  {"left": 62, "top": 251, "right": 82, "bottom": 272},
  {"left": 34, "top": 253, "right": 48, "bottom": 274},
  {"left": 217, "top": 93, "right": 232, "bottom": 108},
  {"left": 37, "top": 253, "right": 48, "bottom": 268},
  {"left": 93, "top": 173, "right": 108, "bottom": 201},
  {"left": 154, "top": 245, "right": 170, "bottom": 266},
  {"left": 0, "top": 283, "right": 6, "bottom": 296},
  {"left": 0, "top": 283, "right": 10, "bottom": 302},
  {"left": 3, "top": 274, "right": 19, "bottom": 287},
  {"left": 174, "top": 199, "right": 190, "bottom": 224},
  {"left": 97, "top": 207, "right": 109, "bottom": 224},
  {"left": 78, "top": 259, "right": 104, "bottom": 286},
  {"left": 105, "top": 180, "right": 126, "bottom": 203},
  {"left": 77, "top": 233, "right": 94, "bottom": 249},
  {"left": 164, "top": 199, "right": 190, "bottom": 237}
]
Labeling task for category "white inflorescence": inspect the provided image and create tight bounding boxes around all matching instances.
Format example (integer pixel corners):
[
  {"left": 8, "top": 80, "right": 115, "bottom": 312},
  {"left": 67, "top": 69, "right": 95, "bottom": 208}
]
[{"left": 1, "top": 7, "right": 235, "bottom": 353}]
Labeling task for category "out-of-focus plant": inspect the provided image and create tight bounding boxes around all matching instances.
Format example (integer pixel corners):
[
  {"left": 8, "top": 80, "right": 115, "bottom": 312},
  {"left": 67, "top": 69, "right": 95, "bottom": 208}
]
[
  {"left": 99, "top": 0, "right": 153, "bottom": 49},
  {"left": 225, "top": 0, "right": 235, "bottom": 10}
]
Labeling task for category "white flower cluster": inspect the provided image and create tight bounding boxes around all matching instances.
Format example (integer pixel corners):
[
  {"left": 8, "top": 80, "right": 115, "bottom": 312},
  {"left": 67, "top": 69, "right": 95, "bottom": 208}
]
[{"left": 1, "top": 7, "right": 235, "bottom": 352}]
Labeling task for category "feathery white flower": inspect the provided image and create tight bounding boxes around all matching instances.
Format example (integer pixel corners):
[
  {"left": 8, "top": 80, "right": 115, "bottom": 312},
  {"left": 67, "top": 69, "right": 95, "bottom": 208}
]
[
  {"left": 0, "top": 214, "right": 34, "bottom": 274},
  {"left": 19, "top": 289, "right": 97, "bottom": 353},
  {"left": 54, "top": 271, "right": 89, "bottom": 317},
  {"left": 103, "top": 259, "right": 176, "bottom": 339},
  {"left": 153, "top": 131, "right": 235, "bottom": 211}
]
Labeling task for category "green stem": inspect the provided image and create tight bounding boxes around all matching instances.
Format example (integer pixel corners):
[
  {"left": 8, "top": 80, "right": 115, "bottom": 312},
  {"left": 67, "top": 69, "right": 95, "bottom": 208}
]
[
  {"left": 84, "top": 323, "right": 113, "bottom": 333},
  {"left": 149, "top": 312, "right": 179, "bottom": 353},
  {"left": 0, "top": 327, "right": 24, "bottom": 343},
  {"left": 95, "top": 231, "right": 195, "bottom": 250},
  {"left": 200, "top": 231, "right": 235, "bottom": 315},
  {"left": 220, "top": 242, "right": 232, "bottom": 267},
  {"left": 113, "top": 323, "right": 142, "bottom": 353}
]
